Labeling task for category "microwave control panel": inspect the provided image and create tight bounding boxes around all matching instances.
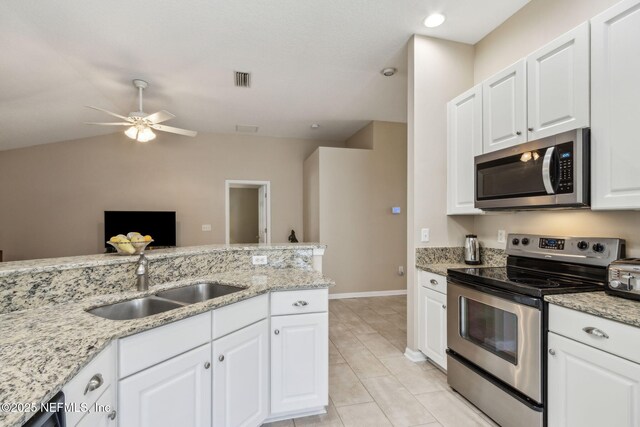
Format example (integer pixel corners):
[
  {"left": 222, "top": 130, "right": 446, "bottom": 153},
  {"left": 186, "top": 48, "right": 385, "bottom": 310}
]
[{"left": 556, "top": 141, "right": 574, "bottom": 194}]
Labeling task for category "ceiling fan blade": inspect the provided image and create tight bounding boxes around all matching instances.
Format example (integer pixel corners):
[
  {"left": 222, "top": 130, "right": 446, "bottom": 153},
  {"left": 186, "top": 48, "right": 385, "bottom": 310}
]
[
  {"left": 84, "top": 122, "right": 132, "bottom": 126},
  {"left": 145, "top": 110, "right": 175, "bottom": 124},
  {"left": 85, "top": 105, "right": 133, "bottom": 122},
  {"left": 150, "top": 124, "right": 198, "bottom": 137}
]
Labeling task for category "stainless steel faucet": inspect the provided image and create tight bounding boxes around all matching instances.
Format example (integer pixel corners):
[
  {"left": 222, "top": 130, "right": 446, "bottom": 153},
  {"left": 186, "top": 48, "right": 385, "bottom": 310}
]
[{"left": 136, "top": 253, "right": 150, "bottom": 291}]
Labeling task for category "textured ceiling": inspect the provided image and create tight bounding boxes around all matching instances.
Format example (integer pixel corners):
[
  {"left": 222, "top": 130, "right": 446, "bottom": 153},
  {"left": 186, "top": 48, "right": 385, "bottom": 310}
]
[{"left": 0, "top": 0, "right": 529, "bottom": 150}]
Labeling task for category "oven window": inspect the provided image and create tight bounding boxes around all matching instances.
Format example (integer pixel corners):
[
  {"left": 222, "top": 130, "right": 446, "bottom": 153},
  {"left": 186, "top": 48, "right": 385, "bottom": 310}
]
[{"left": 460, "top": 297, "right": 518, "bottom": 365}]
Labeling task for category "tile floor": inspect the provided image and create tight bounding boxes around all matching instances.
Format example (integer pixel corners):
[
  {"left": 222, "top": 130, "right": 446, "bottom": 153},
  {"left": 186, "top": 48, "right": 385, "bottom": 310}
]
[{"left": 264, "top": 295, "right": 499, "bottom": 427}]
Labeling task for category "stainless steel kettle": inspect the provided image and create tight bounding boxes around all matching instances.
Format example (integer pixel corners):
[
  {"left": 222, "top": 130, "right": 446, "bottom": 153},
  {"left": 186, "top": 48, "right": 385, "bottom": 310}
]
[{"left": 464, "top": 235, "right": 481, "bottom": 265}]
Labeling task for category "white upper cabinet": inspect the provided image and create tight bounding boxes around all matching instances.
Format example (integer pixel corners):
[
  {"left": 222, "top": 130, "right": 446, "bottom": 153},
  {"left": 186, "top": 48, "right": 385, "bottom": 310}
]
[
  {"left": 447, "top": 85, "right": 483, "bottom": 215},
  {"left": 482, "top": 59, "right": 527, "bottom": 152},
  {"left": 591, "top": 0, "right": 640, "bottom": 210},
  {"left": 527, "top": 22, "right": 590, "bottom": 140}
]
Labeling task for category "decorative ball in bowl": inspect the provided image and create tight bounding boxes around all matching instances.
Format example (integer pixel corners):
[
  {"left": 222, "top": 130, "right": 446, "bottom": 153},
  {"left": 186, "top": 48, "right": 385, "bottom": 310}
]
[{"left": 107, "top": 235, "right": 154, "bottom": 255}]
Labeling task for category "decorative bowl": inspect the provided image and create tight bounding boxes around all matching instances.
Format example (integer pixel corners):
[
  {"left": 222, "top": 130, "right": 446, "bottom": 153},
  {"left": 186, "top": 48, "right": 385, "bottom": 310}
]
[{"left": 107, "top": 239, "right": 153, "bottom": 255}]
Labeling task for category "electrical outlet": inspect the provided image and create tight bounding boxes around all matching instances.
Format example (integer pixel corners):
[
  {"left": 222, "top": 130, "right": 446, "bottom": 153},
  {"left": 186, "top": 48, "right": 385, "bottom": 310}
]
[
  {"left": 201, "top": 224, "right": 212, "bottom": 232},
  {"left": 398, "top": 266, "right": 404, "bottom": 276},
  {"left": 497, "top": 230, "right": 506, "bottom": 243},
  {"left": 421, "top": 228, "right": 430, "bottom": 242},
  {"left": 252, "top": 255, "right": 268, "bottom": 265}
]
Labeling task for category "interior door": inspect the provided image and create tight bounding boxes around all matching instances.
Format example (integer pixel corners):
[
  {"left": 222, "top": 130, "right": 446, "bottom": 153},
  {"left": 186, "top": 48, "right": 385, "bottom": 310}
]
[
  {"left": 527, "top": 22, "right": 589, "bottom": 140},
  {"left": 483, "top": 59, "right": 527, "bottom": 153},
  {"left": 118, "top": 344, "right": 212, "bottom": 427},
  {"left": 548, "top": 332, "right": 640, "bottom": 427},
  {"left": 258, "top": 185, "right": 266, "bottom": 243},
  {"left": 213, "top": 319, "right": 268, "bottom": 427}
]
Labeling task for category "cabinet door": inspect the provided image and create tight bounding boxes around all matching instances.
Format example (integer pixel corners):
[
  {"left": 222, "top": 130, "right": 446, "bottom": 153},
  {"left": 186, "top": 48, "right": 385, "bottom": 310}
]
[
  {"left": 212, "top": 319, "right": 269, "bottom": 427},
  {"left": 447, "top": 85, "right": 483, "bottom": 215},
  {"left": 424, "top": 289, "right": 447, "bottom": 370},
  {"left": 118, "top": 344, "right": 211, "bottom": 427},
  {"left": 548, "top": 332, "right": 640, "bottom": 427},
  {"left": 591, "top": 0, "right": 640, "bottom": 210},
  {"left": 527, "top": 22, "right": 590, "bottom": 140},
  {"left": 483, "top": 59, "right": 527, "bottom": 152},
  {"left": 271, "top": 312, "right": 328, "bottom": 414}
]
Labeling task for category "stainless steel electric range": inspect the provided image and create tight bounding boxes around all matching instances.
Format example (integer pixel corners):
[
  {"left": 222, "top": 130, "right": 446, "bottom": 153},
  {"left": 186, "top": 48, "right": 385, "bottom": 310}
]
[{"left": 446, "top": 234, "right": 625, "bottom": 427}]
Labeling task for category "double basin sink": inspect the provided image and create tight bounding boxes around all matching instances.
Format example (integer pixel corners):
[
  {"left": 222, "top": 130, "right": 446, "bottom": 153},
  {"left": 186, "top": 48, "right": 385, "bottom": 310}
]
[{"left": 87, "top": 282, "right": 243, "bottom": 321}]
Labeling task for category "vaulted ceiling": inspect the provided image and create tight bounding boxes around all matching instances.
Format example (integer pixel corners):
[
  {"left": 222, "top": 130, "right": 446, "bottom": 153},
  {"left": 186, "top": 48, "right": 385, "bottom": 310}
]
[{"left": 0, "top": 0, "right": 529, "bottom": 150}]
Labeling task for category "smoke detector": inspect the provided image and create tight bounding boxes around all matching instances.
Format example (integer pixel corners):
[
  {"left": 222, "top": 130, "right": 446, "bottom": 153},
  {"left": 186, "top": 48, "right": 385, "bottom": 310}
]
[
  {"left": 311, "top": 124, "right": 320, "bottom": 129},
  {"left": 381, "top": 68, "right": 397, "bottom": 77}
]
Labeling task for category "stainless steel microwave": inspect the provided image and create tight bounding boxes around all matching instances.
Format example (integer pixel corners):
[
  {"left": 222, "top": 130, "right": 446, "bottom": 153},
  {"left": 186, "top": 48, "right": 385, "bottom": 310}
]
[{"left": 474, "top": 128, "right": 590, "bottom": 210}]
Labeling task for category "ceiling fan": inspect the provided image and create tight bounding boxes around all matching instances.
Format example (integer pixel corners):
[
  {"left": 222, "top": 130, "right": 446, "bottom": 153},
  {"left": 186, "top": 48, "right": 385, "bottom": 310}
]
[{"left": 85, "top": 79, "right": 197, "bottom": 142}]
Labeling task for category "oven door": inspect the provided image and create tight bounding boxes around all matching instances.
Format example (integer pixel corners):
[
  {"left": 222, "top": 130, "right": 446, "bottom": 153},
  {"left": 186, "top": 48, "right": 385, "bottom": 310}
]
[
  {"left": 447, "top": 281, "right": 542, "bottom": 403},
  {"left": 475, "top": 128, "right": 588, "bottom": 210}
]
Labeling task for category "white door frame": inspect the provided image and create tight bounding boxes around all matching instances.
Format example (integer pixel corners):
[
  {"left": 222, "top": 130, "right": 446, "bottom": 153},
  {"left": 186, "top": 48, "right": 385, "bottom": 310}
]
[{"left": 225, "top": 180, "right": 271, "bottom": 244}]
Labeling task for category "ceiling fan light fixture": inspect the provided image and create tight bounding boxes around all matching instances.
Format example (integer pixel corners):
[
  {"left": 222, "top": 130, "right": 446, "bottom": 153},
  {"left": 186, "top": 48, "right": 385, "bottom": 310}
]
[
  {"left": 137, "top": 127, "right": 156, "bottom": 143},
  {"left": 424, "top": 13, "right": 446, "bottom": 28},
  {"left": 124, "top": 126, "right": 138, "bottom": 140}
]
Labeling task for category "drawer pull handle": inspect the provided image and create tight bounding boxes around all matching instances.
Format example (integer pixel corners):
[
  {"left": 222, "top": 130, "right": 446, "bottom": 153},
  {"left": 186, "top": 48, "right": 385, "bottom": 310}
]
[
  {"left": 430, "top": 279, "right": 438, "bottom": 286},
  {"left": 108, "top": 410, "right": 117, "bottom": 421},
  {"left": 84, "top": 373, "right": 104, "bottom": 395},
  {"left": 293, "top": 300, "right": 309, "bottom": 307},
  {"left": 583, "top": 326, "right": 609, "bottom": 339}
]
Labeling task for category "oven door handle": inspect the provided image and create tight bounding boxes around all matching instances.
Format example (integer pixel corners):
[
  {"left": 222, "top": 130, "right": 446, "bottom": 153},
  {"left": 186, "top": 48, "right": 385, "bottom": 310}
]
[{"left": 542, "top": 146, "right": 556, "bottom": 194}]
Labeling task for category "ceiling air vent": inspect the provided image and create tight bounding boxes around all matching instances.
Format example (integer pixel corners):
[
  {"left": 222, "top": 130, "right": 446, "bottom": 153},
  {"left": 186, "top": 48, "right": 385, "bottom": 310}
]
[{"left": 234, "top": 71, "right": 251, "bottom": 88}]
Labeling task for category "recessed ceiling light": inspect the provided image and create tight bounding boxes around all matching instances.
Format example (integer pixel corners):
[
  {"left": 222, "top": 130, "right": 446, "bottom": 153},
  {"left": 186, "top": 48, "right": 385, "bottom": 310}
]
[
  {"left": 424, "top": 13, "right": 446, "bottom": 28},
  {"left": 381, "top": 68, "right": 397, "bottom": 77},
  {"left": 311, "top": 124, "right": 320, "bottom": 129}
]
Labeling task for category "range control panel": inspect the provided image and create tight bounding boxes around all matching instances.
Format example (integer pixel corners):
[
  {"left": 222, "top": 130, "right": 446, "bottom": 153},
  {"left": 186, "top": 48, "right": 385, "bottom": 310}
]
[{"left": 506, "top": 234, "right": 625, "bottom": 267}]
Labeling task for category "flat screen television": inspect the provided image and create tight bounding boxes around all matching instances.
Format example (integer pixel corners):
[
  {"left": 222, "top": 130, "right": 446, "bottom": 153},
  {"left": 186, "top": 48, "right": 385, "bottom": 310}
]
[{"left": 104, "top": 211, "right": 176, "bottom": 251}]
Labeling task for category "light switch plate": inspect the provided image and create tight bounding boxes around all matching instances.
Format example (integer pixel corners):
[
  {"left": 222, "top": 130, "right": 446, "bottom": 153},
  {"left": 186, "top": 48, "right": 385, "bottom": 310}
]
[
  {"left": 252, "top": 255, "right": 268, "bottom": 265},
  {"left": 497, "top": 230, "right": 506, "bottom": 243},
  {"left": 421, "top": 228, "right": 430, "bottom": 242},
  {"left": 201, "top": 224, "right": 212, "bottom": 232}
]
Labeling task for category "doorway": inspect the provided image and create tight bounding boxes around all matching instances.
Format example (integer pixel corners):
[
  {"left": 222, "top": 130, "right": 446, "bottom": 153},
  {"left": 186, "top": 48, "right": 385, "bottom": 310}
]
[{"left": 225, "top": 180, "right": 271, "bottom": 244}]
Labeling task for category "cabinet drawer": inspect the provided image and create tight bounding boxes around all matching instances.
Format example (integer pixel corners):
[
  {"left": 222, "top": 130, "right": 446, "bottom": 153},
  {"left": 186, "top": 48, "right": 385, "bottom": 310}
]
[
  {"left": 271, "top": 289, "right": 328, "bottom": 316},
  {"left": 548, "top": 304, "right": 640, "bottom": 364},
  {"left": 74, "top": 385, "right": 116, "bottom": 427},
  {"left": 63, "top": 342, "right": 116, "bottom": 427},
  {"left": 212, "top": 293, "right": 268, "bottom": 340},
  {"left": 119, "top": 311, "right": 211, "bottom": 378},
  {"left": 419, "top": 271, "right": 447, "bottom": 294}
]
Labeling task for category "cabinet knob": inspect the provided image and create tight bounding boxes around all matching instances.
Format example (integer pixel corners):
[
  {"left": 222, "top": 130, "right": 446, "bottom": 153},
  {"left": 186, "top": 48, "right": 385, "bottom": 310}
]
[
  {"left": 218, "top": 355, "right": 225, "bottom": 362},
  {"left": 84, "top": 373, "right": 104, "bottom": 395},
  {"left": 108, "top": 410, "right": 117, "bottom": 421},
  {"left": 430, "top": 279, "right": 438, "bottom": 286},
  {"left": 274, "top": 329, "right": 280, "bottom": 335},
  {"left": 548, "top": 349, "right": 556, "bottom": 356},
  {"left": 293, "top": 300, "right": 309, "bottom": 307},
  {"left": 528, "top": 127, "right": 534, "bottom": 132},
  {"left": 442, "top": 304, "right": 446, "bottom": 309},
  {"left": 583, "top": 326, "right": 609, "bottom": 339},
  {"left": 205, "top": 361, "right": 211, "bottom": 369},
  {"left": 516, "top": 131, "right": 522, "bottom": 136}
]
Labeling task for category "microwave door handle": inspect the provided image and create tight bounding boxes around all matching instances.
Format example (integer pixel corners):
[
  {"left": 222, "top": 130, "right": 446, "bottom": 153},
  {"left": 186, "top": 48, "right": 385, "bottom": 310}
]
[{"left": 542, "top": 146, "right": 556, "bottom": 194}]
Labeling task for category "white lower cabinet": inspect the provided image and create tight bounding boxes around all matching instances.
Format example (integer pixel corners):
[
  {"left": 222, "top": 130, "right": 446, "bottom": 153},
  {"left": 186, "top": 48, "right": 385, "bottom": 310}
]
[
  {"left": 118, "top": 343, "right": 212, "bottom": 427},
  {"left": 271, "top": 312, "right": 328, "bottom": 415},
  {"left": 418, "top": 276, "right": 447, "bottom": 370},
  {"left": 75, "top": 386, "right": 117, "bottom": 427},
  {"left": 212, "top": 319, "right": 269, "bottom": 427},
  {"left": 547, "top": 332, "right": 640, "bottom": 427}
]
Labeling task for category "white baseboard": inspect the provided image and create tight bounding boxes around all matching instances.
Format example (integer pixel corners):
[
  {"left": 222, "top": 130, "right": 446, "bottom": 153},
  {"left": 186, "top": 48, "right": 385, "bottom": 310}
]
[
  {"left": 329, "top": 289, "right": 407, "bottom": 299},
  {"left": 264, "top": 407, "right": 326, "bottom": 423},
  {"left": 404, "top": 347, "right": 427, "bottom": 362}
]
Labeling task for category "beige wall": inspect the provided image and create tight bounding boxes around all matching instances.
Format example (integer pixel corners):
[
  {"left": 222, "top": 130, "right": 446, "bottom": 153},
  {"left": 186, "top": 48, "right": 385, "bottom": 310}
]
[
  {"left": 472, "top": 0, "right": 640, "bottom": 257},
  {"left": 229, "top": 188, "right": 259, "bottom": 244},
  {"left": 306, "top": 121, "right": 407, "bottom": 295},
  {"left": 0, "top": 132, "right": 342, "bottom": 261},
  {"left": 406, "top": 35, "right": 476, "bottom": 350}
]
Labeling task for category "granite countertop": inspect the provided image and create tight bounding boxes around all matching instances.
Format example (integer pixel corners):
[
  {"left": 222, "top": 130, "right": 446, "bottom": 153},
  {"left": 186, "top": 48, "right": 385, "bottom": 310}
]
[
  {"left": 545, "top": 292, "right": 640, "bottom": 329},
  {"left": 0, "top": 268, "right": 334, "bottom": 427},
  {"left": 415, "top": 262, "right": 485, "bottom": 276},
  {"left": 0, "top": 243, "right": 326, "bottom": 277}
]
